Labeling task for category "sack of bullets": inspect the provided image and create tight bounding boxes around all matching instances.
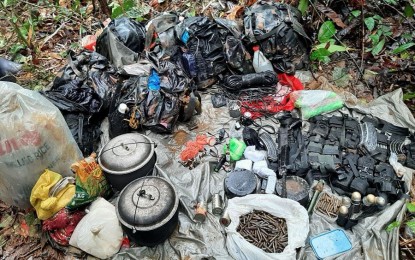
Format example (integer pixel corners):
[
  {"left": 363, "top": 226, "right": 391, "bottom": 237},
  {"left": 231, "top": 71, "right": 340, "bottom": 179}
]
[{"left": 236, "top": 210, "right": 288, "bottom": 253}]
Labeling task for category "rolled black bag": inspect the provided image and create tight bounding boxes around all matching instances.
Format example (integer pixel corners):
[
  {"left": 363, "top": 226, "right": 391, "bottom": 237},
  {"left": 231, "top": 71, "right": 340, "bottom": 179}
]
[{"left": 223, "top": 71, "right": 277, "bottom": 91}]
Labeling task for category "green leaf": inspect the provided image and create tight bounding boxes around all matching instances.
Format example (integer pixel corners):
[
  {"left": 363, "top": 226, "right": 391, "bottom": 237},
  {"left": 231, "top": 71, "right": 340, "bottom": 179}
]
[
  {"left": 318, "top": 21, "right": 336, "bottom": 43},
  {"left": 314, "top": 42, "right": 348, "bottom": 53},
  {"left": 364, "top": 17, "right": 375, "bottom": 31},
  {"left": 373, "top": 15, "right": 382, "bottom": 21},
  {"left": 298, "top": 0, "right": 309, "bottom": 16},
  {"left": 369, "top": 34, "right": 380, "bottom": 45},
  {"left": 393, "top": 42, "right": 415, "bottom": 54},
  {"left": 407, "top": 202, "right": 415, "bottom": 213},
  {"left": 371, "top": 38, "right": 385, "bottom": 56},
  {"left": 406, "top": 221, "right": 415, "bottom": 233},
  {"left": 310, "top": 48, "right": 331, "bottom": 62},
  {"left": 123, "top": 0, "right": 135, "bottom": 12},
  {"left": 109, "top": 2, "right": 123, "bottom": 19},
  {"left": 404, "top": 92, "right": 415, "bottom": 101},
  {"left": 9, "top": 43, "right": 25, "bottom": 54},
  {"left": 386, "top": 221, "right": 401, "bottom": 232},
  {"left": 384, "top": 0, "right": 397, "bottom": 5},
  {"left": 351, "top": 10, "right": 361, "bottom": 17},
  {"left": 404, "top": 5, "right": 415, "bottom": 17}
]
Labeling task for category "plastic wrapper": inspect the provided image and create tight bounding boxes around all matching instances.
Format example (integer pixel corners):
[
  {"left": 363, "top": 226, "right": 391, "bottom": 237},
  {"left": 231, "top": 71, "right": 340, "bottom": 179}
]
[
  {"left": 225, "top": 194, "right": 309, "bottom": 260},
  {"left": 69, "top": 198, "right": 123, "bottom": 259},
  {"left": 223, "top": 71, "right": 278, "bottom": 91},
  {"left": 243, "top": 1, "right": 310, "bottom": 74},
  {"left": 30, "top": 170, "right": 76, "bottom": 220},
  {"left": 67, "top": 153, "right": 111, "bottom": 210},
  {"left": 96, "top": 17, "right": 146, "bottom": 69},
  {"left": 0, "top": 82, "right": 82, "bottom": 209},
  {"left": 43, "top": 208, "right": 85, "bottom": 246},
  {"left": 289, "top": 90, "right": 344, "bottom": 119}
]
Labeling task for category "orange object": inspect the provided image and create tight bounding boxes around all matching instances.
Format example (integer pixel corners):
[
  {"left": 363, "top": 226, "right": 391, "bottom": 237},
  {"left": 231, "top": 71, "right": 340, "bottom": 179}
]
[{"left": 180, "top": 135, "right": 210, "bottom": 161}]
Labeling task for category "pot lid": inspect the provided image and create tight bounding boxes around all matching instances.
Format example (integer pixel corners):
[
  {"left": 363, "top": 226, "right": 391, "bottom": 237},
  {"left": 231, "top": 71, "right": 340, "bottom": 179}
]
[
  {"left": 98, "top": 133, "right": 155, "bottom": 174},
  {"left": 116, "top": 176, "right": 179, "bottom": 231},
  {"left": 225, "top": 169, "right": 257, "bottom": 197}
]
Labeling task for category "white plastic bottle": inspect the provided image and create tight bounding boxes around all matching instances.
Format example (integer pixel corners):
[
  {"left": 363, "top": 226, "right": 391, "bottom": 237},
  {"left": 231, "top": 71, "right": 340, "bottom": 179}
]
[{"left": 252, "top": 46, "right": 274, "bottom": 73}]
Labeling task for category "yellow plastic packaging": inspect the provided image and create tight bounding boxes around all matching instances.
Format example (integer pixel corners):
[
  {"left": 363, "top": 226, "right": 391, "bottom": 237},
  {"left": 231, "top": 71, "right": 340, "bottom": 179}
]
[{"left": 30, "top": 169, "right": 75, "bottom": 220}]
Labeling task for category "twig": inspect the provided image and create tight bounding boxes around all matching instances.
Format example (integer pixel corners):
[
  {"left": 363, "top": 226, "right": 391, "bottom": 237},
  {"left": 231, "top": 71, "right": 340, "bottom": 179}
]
[
  {"left": 41, "top": 22, "right": 66, "bottom": 48},
  {"left": 202, "top": 0, "right": 215, "bottom": 13},
  {"left": 360, "top": 4, "right": 365, "bottom": 84}
]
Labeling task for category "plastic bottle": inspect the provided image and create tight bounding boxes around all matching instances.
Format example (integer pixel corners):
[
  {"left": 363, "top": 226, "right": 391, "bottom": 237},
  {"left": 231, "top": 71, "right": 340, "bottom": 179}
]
[
  {"left": 252, "top": 46, "right": 274, "bottom": 73},
  {"left": 147, "top": 69, "right": 161, "bottom": 107},
  {"left": 109, "top": 103, "right": 129, "bottom": 138}
]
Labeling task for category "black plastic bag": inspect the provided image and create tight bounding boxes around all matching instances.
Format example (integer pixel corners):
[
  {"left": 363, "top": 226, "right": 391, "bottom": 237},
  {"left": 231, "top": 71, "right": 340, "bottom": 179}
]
[
  {"left": 144, "top": 91, "right": 180, "bottom": 133},
  {"left": 158, "top": 57, "right": 191, "bottom": 93},
  {"left": 96, "top": 17, "right": 146, "bottom": 68},
  {"left": 244, "top": 1, "right": 310, "bottom": 74},
  {"left": 64, "top": 113, "right": 102, "bottom": 156},
  {"left": 211, "top": 93, "right": 228, "bottom": 108},
  {"left": 0, "top": 57, "right": 21, "bottom": 82},
  {"left": 145, "top": 14, "right": 179, "bottom": 61},
  {"left": 223, "top": 71, "right": 277, "bottom": 91},
  {"left": 176, "top": 17, "right": 226, "bottom": 88},
  {"left": 41, "top": 51, "right": 117, "bottom": 155}
]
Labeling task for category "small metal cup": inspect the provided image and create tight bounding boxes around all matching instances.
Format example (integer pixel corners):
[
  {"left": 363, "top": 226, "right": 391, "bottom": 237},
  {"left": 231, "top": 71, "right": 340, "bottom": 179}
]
[
  {"left": 220, "top": 208, "right": 231, "bottom": 227},
  {"left": 212, "top": 193, "right": 223, "bottom": 215}
]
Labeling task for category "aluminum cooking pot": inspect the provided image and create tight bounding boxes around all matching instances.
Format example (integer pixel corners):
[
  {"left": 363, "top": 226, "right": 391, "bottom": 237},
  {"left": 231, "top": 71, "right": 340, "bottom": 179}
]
[
  {"left": 116, "top": 176, "right": 179, "bottom": 246},
  {"left": 98, "top": 133, "right": 156, "bottom": 191}
]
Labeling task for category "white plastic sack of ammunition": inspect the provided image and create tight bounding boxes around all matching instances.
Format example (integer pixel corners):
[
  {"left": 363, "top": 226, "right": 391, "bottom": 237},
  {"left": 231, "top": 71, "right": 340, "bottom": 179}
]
[
  {"left": 0, "top": 82, "right": 82, "bottom": 208},
  {"left": 69, "top": 198, "right": 123, "bottom": 259},
  {"left": 225, "top": 194, "right": 309, "bottom": 260}
]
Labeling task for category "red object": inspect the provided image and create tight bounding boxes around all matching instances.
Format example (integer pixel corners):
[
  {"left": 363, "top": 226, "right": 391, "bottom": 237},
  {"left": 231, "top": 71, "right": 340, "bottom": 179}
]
[
  {"left": 121, "top": 237, "right": 130, "bottom": 248},
  {"left": 252, "top": 45, "right": 260, "bottom": 52},
  {"left": 240, "top": 73, "right": 304, "bottom": 119},
  {"left": 43, "top": 208, "right": 86, "bottom": 246},
  {"left": 81, "top": 35, "right": 97, "bottom": 51},
  {"left": 277, "top": 73, "right": 304, "bottom": 91}
]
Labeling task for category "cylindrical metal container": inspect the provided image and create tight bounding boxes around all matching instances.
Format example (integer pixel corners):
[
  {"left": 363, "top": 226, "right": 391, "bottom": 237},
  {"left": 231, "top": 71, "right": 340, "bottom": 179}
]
[
  {"left": 212, "top": 193, "right": 223, "bottom": 215},
  {"left": 98, "top": 133, "right": 156, "bottom": 191},
  {"left": 225, "top": 170, "right": 257, "bottom": 198},
  {"left": 276, "top": 176, "right": 310, "bottom": 207},
  {"left": 116, "top": 176, "right": 179, "bottom": 247}
]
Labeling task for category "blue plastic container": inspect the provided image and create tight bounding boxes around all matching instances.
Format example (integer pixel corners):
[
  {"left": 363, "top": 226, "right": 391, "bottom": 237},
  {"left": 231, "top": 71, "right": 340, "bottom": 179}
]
[{"left": 310, "top": 229, "right": 352, "bottom": 259}]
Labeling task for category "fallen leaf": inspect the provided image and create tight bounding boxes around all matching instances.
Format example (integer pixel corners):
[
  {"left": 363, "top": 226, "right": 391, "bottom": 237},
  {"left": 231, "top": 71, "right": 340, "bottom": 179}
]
[
  {"left": 245, "top": 0, "right": 257, "bottom": 6},
  {"left": 48, "top": 52, "right": 63, "bottom": 60},
  {"left": 316, "top": 4, "right": 347, "bottom": 28},
  {"left": 226, "top": 5, "right": 244, "bottom": 20}
]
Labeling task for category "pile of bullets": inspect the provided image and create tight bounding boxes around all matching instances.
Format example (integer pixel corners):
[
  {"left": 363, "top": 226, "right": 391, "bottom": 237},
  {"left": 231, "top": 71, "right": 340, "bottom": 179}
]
[
  {"left": 236, "top": 210, "right": 288, "bottom": 253},
  {"left": 315, "top": 192, "right": 342, "bottom": 218}
]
